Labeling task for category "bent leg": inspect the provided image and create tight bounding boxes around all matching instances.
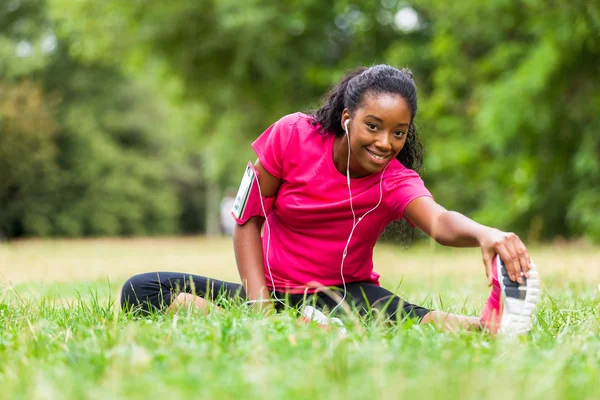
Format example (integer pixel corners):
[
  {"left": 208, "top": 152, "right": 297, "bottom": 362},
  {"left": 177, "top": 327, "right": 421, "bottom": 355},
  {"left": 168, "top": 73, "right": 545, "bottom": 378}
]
[
  {"left": 120, "top": 272, "right": 244, "bottom": 314},
  {"left": 168, "top": 292, "right": 218, "bottom": 314}
]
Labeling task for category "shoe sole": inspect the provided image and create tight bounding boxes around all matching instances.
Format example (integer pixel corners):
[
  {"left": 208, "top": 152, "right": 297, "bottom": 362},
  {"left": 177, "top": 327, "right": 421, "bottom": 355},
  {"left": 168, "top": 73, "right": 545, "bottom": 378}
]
[{"left": 496, "top": 255, "right": 541, "bottom": 335}]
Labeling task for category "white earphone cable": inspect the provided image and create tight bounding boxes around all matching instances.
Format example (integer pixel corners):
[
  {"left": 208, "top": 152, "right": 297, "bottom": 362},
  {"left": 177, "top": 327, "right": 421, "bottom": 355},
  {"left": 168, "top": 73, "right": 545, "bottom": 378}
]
[
  {"left": 249, "top": 120, "right": 388, "bottom": 321},
  {"left": 254, "top": 179, "right": 292, "bottom": 310},
  {"left": 330, "top": 122, "right": 388, "bottom": 315}
]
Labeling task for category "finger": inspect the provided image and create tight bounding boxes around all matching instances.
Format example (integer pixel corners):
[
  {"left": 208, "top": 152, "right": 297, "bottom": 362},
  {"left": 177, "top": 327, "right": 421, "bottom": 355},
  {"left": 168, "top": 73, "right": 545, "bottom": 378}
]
[
  {"left": 495, "top": 243, "right": 520, "bottom": 283},
  {"left": 504, "top": 240, "right": 524, "bottom": 284},
  {"left": 482, "top": 252, "right": 494, "bottom": 287},
  {"left": 512, "top": 236, "right": 531, "bottom": 278}
]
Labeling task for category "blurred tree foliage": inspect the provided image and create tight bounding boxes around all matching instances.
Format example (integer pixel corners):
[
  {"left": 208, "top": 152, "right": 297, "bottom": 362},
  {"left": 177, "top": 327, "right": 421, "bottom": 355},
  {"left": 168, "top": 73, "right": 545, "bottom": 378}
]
[
  {"left": 408, "top": 0, "right": 600, "bottom": 242},
  {"left": 1, "top": 0, "right": 598, "bottom": 241},
  {"left": 1, "top": 0, "right": 181, "bottom": 237}
]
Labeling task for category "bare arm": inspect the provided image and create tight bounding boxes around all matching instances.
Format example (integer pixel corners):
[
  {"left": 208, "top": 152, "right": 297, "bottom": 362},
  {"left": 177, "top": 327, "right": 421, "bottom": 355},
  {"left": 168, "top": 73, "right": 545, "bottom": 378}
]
[
  {"left": 232, "top": 160, "right": 281, "bottom": 311},
  {"left": 404, "top": 196, "right": 532, "bottom": 286}
]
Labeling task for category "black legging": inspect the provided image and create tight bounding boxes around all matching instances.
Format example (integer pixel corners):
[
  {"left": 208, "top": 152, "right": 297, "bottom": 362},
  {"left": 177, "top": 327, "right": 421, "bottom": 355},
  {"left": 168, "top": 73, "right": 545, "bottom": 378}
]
[{"left": 120, "top": 272, "right": 430, "bottom": 321}]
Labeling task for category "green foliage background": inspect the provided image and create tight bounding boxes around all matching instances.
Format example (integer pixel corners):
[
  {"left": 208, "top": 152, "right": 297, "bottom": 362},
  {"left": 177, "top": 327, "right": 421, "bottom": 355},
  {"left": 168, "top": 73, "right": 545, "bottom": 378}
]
[{"left": 1, "top": 0, "right": 598, "bottom": 241}]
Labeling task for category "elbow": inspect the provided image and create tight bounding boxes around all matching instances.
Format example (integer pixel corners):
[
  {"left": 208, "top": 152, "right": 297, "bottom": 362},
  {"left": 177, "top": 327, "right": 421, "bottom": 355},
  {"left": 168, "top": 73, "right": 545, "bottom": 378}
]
[
  {"left": 427, "top": 212, "right": 453, "bottom": 246},
  {"left": 432, "top": 236, "right": 453, "bottom": 247},
  {"left": 428, "top": 229, "right": 449, "bottom": 246}
]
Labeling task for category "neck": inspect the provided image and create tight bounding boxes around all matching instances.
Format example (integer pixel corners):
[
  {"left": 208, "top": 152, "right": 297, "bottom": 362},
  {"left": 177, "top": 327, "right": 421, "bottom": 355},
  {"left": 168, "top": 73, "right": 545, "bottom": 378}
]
[{"left": 332, "top": 136, "right": 368, "bottom": 179}]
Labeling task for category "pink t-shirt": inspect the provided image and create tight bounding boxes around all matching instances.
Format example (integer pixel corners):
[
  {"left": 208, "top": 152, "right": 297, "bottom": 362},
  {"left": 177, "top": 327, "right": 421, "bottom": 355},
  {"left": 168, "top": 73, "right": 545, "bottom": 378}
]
[{"left": 252, "top": 113, "right": 432, "bottom": 292}]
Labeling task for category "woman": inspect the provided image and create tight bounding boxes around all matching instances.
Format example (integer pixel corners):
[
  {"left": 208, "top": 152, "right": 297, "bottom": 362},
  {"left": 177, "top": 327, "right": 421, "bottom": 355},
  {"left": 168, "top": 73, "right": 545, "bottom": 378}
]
[{"left": 121, "top": 65, "right": 540, "bottom": 334}]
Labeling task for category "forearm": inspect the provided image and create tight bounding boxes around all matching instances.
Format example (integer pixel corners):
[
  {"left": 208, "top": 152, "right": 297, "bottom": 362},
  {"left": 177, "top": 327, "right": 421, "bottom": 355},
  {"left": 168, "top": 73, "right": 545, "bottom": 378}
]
[
  {"left": 431, "top": 211, "right": 497, "bottom": 247},
  {"left": 233, "top": 217, "right": 270, "bottom": 304}
]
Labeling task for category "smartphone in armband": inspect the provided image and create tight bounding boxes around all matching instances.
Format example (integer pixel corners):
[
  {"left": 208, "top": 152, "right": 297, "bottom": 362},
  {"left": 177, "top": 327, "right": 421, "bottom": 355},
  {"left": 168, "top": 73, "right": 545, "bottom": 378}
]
[{"left": 232, "top": 163, "right": 257, "bottom": 220}]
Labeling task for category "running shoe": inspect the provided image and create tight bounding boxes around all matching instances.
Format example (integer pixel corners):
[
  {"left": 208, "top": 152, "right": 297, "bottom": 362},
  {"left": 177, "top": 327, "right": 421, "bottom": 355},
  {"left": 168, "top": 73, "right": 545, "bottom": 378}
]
[
  {"left": 302, "top": 306, "right": 347, "bottom": 335},
  {"left": 481, "top": 254, "right": 541, "bottom": 335}
]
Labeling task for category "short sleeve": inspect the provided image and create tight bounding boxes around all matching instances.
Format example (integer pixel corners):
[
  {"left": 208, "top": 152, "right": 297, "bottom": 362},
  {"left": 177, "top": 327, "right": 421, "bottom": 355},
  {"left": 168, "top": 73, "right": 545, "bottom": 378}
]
[
  {"left": 384, "top": 167, "right": 433, "bottom": 224},
  {"left": 251, "top": 114, "right": 298, "bottom": 179}
]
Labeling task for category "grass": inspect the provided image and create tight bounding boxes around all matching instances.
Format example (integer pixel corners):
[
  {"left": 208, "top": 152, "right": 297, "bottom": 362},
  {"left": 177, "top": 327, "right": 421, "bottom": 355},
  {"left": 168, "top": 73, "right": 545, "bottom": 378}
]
[{"left": 0, "top": 237, "right": 599, "bottom": 399}]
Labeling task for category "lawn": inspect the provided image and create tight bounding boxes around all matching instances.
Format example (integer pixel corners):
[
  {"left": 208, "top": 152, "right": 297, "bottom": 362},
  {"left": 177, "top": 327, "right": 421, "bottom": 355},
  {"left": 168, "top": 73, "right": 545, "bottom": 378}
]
[{"left": 0, "top": 237, "right": 599, "bottom": 399}]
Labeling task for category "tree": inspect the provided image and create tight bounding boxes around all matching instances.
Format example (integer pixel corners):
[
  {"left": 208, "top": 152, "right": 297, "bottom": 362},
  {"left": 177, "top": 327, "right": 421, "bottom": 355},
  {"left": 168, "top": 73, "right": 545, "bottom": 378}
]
[
  {"left": 1, "top": 0, "right": 184, "bottom": 237},
  {"left": 14, "top": 0, "right": 600, "bottom": 241},
  {"left": 401, "top": 0, "right": 600, "bottom": 241}
]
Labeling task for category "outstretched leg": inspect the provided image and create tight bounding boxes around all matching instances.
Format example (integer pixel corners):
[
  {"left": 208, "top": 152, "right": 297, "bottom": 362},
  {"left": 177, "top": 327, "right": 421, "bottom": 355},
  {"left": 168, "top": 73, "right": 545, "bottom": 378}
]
[
  {"left": 317, "top": 282, "right": 483, "bottom": 332},
  {"left": 120, "top": 272, "right": 244, "bottom": 314},
  {"left": 420, "top": 311, "right": 482, "bottom": 331}
]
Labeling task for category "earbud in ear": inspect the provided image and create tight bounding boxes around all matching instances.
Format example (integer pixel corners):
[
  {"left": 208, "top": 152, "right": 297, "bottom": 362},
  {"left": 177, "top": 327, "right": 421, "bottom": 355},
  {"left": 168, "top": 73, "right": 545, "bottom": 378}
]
[{"left": 344, "top": 119, "right": 350, "bottom": 134}]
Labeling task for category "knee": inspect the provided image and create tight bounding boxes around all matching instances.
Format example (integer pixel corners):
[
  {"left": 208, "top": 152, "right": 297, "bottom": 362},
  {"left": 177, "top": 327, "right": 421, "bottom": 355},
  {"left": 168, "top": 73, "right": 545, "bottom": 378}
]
[
  {"left": 119, "top": 272, "right": 161, "bottom": 312},
  {"left": 120, "top": 274, "right": 140, "bottom": 311}
]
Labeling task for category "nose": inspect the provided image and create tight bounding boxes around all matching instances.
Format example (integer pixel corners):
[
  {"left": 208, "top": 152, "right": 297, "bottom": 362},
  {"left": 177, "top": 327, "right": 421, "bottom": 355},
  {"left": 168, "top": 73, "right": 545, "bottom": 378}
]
[{"left": 374, "top": 131, "right": 392, "bottom": 152}]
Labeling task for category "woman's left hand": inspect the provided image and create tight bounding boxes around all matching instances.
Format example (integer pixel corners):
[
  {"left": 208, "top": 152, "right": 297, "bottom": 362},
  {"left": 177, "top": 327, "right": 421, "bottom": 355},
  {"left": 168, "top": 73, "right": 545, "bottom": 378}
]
[{"left": 479, "top": 228, "right": 531, "bottom": 286}]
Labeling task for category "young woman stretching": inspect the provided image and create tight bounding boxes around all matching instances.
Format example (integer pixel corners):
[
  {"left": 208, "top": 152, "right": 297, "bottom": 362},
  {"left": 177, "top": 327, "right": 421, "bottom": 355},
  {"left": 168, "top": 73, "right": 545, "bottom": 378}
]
[{"left": 121, "top": 65, "right": 540, "bottom": 334}]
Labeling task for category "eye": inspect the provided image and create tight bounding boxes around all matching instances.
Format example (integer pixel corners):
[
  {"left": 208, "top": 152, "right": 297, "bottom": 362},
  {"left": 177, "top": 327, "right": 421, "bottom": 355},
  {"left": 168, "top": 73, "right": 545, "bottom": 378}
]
[
  {"left": 366, "top": 123, "right": 379, "bottom": 131},
  {"left": 393, "top": 130, "right": 406, "bottom": 138}
]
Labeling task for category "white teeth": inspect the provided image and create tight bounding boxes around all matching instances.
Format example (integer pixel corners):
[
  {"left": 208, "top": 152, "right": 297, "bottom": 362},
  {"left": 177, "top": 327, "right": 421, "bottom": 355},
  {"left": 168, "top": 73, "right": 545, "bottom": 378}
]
[{"left": 368, "top": 150, "right": 387, "bottom": 160}]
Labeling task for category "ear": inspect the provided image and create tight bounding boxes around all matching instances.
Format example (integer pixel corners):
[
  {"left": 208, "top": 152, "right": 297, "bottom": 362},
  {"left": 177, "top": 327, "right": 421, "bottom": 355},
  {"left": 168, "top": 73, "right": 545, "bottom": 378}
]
[{"left": 341, "top": 109, "right": 351, "bottom": 132}]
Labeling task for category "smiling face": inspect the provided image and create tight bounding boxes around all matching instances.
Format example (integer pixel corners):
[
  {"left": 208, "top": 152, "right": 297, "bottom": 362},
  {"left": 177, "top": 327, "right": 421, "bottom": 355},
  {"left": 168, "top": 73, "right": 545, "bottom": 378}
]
[{"left": 337, "top": 92, "right": 412, "bottom": 178}]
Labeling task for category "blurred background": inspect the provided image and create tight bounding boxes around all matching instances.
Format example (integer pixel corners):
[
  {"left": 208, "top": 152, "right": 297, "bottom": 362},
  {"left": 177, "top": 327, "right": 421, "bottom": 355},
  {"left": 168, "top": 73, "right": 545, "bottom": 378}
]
[{"left": 1, "top": 0, "right": 599, "bottom": 243}]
